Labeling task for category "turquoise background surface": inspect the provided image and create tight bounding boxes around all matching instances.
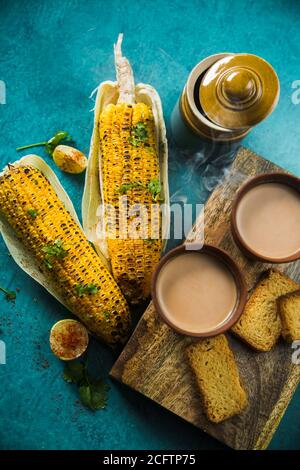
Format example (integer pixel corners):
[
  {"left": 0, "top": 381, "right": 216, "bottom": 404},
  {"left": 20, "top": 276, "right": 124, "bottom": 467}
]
[{"left": 0, "top": 0, "right": 299, "bottom": 450}]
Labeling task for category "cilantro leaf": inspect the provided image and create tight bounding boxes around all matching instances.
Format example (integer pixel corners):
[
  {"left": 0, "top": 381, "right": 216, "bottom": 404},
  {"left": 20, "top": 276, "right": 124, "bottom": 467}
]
[
  {"left": 116, "top": 178, "right": 163, "bottom": 202},
  {"left": 45, "top": 131, "right": 73, "bottom": 156},
  {"left": 75, "top": 284, "right": 86, "bottom": 297},
  {"left": 63, "top": 360, "right": 109, "bottom": 411},
  {"left": 117, "top": 181, "right": 144, "bottom": 195},
  {"left": 90, "top": 380, "right": 109, "bottom": 410},
  {"left": 79, "top": 381, "right": 109, "bottom": 410},
  {"left": 16, "top": 130, "right": 74, "bottom": 156},
  {"left": 79, "top": 383, "right": 93, "bottom": 408},
  {"left": 86, "top": 284, "right": 99, "bottom": 295},
  {"left": 42, "top": 240, "right": 69, "bottom": 269},
  {"left": 63, "top": 361, "right": 85, "bottom": 384},
  {"left": 128, "top": 122, "right": 148, "bottom": 147},
  {"left": 44, "top": 258, "right": 53, "bottom": 270},
  {"left": 27, "top": 209, "right": 38, "bottom": 218},
  {"left": 75, "top": 284, "right": 99, "bottom": 297},
  {"left": 103, "top": 310, "right": 110, "bottom": 322},
  {"left": 147, "top": 178, "right": 164, "bottom": 202}
]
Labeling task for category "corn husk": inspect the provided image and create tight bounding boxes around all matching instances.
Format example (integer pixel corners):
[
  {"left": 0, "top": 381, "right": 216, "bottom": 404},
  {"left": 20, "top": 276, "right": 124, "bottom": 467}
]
[{"left": 82, "top": 79, "right": 170, "bottom": 264}]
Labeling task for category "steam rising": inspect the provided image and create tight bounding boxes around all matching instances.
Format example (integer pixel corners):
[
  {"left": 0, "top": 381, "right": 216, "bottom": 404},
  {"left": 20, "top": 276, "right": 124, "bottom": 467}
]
[{"left": 167, "top": 135, "right": 242, "bottom": 250}]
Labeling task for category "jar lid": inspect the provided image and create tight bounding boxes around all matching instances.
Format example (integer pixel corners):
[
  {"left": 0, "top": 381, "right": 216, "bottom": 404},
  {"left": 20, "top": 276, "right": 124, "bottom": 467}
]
[{"left": 199, "top": 54, "right": 280, "bottom": 130}]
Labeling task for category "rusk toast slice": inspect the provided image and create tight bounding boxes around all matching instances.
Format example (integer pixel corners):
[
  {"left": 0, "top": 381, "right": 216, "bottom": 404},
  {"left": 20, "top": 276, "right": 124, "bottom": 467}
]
[
  {"left": 186, "top": 335, "right": 248, "bottom": 423},
  {"left": 232, "top": 269, "right": 299, "bottom": 351},
  {"left": 277, "top": 289, "right": 300, "bottom": 343}
]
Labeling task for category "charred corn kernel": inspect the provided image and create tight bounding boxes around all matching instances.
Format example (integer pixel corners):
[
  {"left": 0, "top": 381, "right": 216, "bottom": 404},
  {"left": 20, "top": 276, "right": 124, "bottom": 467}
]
[
  {"left": 99, "top": 102, "right": 162, "bottom": 303},
  {"left": 0, "top": 165, "right": 130, "bottom": 344},
  {"left": 53, "top": 145, "right": 88, "bottom": 174}
]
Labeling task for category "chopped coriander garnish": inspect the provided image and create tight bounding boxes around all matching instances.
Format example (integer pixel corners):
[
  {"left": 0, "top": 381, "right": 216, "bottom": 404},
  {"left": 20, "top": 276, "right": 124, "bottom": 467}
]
[
  {"left": 44, "top": 258, "right": 53, "bottom": 270},
  {"left": 16, "top": 131, "right": 74, "bottom": 157},
  {"left": 128, "top": 122, "right": 148, "bottom": 147},
  {"left": 147, "top": 178, "right": 164, "bottom": 202},
  {"left": 63, "top": 360, "right": 109, "bottom": 411},
  {"left": 27, "top": 209, "right": 38, "bottom": 218},
  {"left": 117, "top": 178, "right": 163, "bottom": 202},
  {"left": 75, "top": 284, "right": 99, "bottom": 297},
  {"left": 117, "top": 181, "right": 143, "bottom": 195},
  {"left": 42, "top": 240, "right": 69, "bottom": 269},
  {"left": 103, "top": 310, "right": 110, "bottom": 322},
  {"left": 86, "top": 284, "right": 98, "bottom": 295},
  {"left": 75, "top": 285, "right": 86, "bottom": 296},
  {"left": 0, "top": 286, "right": 16, "bottom": 302}
]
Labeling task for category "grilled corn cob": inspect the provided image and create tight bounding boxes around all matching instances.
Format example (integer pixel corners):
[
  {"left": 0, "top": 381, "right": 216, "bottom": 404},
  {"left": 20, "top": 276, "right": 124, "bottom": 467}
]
[
  {"left": 99, "top": 34, "right": 163, "bottom": 303},
  {"left": 0, "top": 164, "right": 130, "bottom": 344}
]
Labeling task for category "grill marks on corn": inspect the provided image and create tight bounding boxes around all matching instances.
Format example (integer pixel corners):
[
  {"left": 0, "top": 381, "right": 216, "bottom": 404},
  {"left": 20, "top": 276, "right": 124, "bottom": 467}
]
[
  {"left": 0, "top": 165, "right": 130, "bottom": 344},
  {"left": 99, "top": 102, "right": 162, "bottom": 302}
]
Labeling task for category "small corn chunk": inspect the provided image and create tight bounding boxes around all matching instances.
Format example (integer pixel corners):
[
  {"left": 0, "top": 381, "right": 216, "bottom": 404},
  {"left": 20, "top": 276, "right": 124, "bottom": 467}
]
[
  {"left": 0, "top": 165, "right": 130, "bottom": 344},
  {"left": 99, "top": 102, "right": 162, "bottom": 303},
  {"left": 53, "top": 145, "right": 88, "bottom": 174}
]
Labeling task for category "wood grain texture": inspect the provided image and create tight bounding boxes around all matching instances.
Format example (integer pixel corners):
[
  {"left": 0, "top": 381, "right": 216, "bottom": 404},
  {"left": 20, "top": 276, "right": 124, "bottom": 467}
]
[{"left": 110, "top": 147, "right": 300, "bottom": 450}]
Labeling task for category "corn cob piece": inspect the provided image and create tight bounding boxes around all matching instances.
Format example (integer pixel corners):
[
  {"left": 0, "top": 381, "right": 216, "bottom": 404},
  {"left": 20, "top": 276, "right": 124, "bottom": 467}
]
[
  {"left": 0, "top": 164, "right": 130, "bottom": 345},
  {"left": 99, "top": 35, "right": 163, "bottom": 303}
]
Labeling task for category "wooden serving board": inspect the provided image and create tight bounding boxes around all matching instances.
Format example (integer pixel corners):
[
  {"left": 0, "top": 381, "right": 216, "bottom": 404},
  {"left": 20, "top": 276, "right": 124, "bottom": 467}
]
[{"left": 110, "top": 147, "right": 300, "bottom": 450}]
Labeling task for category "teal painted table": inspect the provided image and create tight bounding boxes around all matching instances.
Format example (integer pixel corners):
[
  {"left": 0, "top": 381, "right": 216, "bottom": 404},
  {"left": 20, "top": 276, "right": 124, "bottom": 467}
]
[{"left": 0, "top": 0, "right": 299, "bottom": 450}]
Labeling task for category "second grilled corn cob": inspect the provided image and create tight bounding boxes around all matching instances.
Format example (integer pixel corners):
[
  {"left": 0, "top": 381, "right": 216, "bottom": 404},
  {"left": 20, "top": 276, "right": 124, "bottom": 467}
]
[
  {"left": 98, "top": 34, "right": 163, "bottom": 303},
  {"left": 0, "top": 164, "right": 130, "bottom": 344},
  {"left": 100, "top": 101, "right": 162, "bottom": 302}
]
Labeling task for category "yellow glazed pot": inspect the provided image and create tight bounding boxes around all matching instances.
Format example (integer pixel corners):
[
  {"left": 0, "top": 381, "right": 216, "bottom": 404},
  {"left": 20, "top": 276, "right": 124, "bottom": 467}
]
[{"left": 171, "top": 53, "right": 280, "bottom": 145}]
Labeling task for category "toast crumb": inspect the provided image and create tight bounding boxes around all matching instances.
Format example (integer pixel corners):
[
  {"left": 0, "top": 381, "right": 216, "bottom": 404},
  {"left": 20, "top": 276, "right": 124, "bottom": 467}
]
[
  {"left": 186, "top": 335, "right": 248, "bottom": 424},
  {"left": 231, "top": 269, "right": 299, "bottom": 351},
  {"left": 277, "top": 289, "right": 300, "bottom": 343}
]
